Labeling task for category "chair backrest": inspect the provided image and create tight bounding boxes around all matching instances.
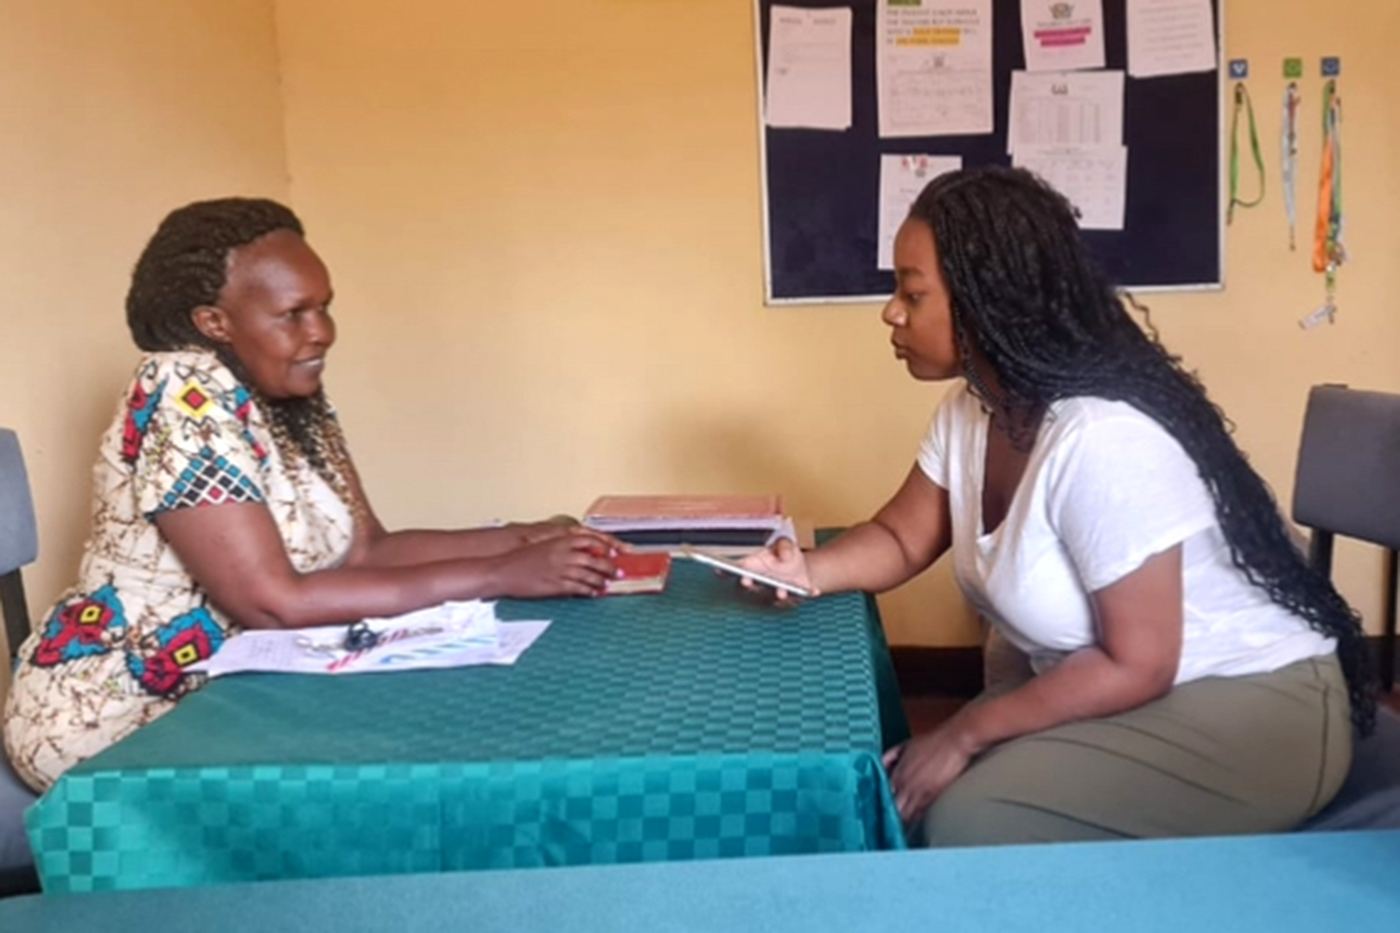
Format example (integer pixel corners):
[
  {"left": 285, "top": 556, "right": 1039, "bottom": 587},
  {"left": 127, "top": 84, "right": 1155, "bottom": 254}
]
[
  {"left": 0, "top": 429, "right": 37, "bottom": 660},
  {"left": 1293, "top": 385, "right": 1400, "bottom": 572}
]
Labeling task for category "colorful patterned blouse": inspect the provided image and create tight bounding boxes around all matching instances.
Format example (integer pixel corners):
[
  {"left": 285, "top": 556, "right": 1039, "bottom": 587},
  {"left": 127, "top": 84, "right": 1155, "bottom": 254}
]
[{"left": 3, "top": 349, "right": 355, "bottom": 791}]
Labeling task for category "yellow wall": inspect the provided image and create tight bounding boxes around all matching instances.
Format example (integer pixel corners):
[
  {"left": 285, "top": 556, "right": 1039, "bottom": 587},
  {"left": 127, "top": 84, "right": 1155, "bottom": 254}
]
[
  {"left": 4, "top": 0, "right": 1398, "bottom": 673},
  {"left": 0, "top": 0, "right": 290, "bottom": 682},
  {"left": 271, "top": 0, "right": 982, "bottom": 646},
  {"left": 272, "top": 0, "right": 1400, "bottom": 645}
]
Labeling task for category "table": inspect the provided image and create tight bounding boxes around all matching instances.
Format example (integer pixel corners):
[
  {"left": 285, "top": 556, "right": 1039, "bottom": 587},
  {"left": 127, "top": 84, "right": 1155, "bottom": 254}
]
[
  {"left": 26, "top": 561, "right": 906, "bottom": 892},
  {"left": 5, "top": 830, "right": 1399, "bottom": 931}
]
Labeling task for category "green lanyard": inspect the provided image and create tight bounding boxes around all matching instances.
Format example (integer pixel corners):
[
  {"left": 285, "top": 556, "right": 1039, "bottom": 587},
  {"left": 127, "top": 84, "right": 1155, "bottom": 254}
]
[{"left": 1227, "top": 82, "right": 1265, "bottom": 224}]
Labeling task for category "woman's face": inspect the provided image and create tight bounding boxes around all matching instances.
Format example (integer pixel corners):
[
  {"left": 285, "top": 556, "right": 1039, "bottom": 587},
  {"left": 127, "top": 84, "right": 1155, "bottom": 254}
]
[
  {"left": 193, "top": 230, "right": 336, "bottom": 399},
  {"left": 881, "top": 218, "right": 960, "bottom": 381}
]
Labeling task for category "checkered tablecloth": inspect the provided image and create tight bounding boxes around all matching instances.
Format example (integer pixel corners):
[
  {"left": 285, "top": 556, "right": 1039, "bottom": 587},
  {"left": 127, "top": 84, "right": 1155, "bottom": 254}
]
[{"left": 27, "top": 561, "right": 906, "bottom": 892}]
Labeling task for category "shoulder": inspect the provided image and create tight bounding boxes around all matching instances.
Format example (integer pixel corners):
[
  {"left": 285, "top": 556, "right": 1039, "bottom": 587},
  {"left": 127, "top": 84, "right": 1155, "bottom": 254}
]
[
  {"left": 932, "top": 380, "right": 981, "bottom": 428},
  {"left": 1044, "top": 396, "right": 1180, "bottom": 452},
  {"left": 133, "top": 348, "right": 254, "bottom": 419},
  {"left": 141, "top": 348, "right": 243, "bottom": 391},
  {"left": 1040, "top": 396, "right": 1206, "bottom": 498}
]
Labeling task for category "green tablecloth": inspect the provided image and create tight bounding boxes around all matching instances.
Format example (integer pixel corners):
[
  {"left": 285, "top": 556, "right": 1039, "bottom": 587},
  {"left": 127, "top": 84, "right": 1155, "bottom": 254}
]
[
  {"left": 7, "top": 830, "right": 1400, "bottom": 931},
  {"left": 27, "top": 562, "right": 906, "bottom": 892}
]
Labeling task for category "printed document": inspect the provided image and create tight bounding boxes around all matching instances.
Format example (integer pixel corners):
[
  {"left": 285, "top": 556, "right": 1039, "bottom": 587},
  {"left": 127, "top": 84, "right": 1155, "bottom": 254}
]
[
  {"left": 877, "top": 0, "right": 993, "bottom": 138},
  {"left": 1127, "top": 0, "right": 1216, "bottom": 78},
  {"left": 766, "top": 5, "right": 854, "bottom": 130},
  {"left": 1021, "top": 0, "right": 1105, "bottom": 72}
]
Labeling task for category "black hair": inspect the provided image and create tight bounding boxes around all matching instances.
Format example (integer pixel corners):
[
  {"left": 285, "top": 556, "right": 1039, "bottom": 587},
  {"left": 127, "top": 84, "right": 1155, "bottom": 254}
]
[
  {"left": 127, "top": 197, "right": 304, "bottom": 351},
  {"left": 909, "top": 165, "right": 1374, "bottom": 732},
  {"left": 124, "top": 198, "right": 353, "bottom": 499}
]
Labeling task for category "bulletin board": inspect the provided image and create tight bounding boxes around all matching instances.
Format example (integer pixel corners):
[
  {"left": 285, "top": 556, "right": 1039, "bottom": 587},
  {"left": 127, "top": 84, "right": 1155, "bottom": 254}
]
[{"left": 755, "top": 0, "right": 1224, "bottom": 304}]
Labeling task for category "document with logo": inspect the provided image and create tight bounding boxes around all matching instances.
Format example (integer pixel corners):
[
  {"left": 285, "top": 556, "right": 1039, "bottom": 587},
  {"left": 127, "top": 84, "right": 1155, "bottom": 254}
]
[
  {"left": 1007, "top": 69, "right": 1123, "bottom": 155},
  {"left": 1021, "top": 0, "right": 1105, "bottom": 72},
  {"left": 877, "top": 0, "right": 993, "bottom": 138}
]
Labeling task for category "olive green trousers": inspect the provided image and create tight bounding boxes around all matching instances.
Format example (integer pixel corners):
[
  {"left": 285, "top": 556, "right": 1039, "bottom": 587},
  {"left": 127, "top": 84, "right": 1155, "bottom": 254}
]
[{"left": 923, "top": 654, "right": 1352, "bottom": 846}]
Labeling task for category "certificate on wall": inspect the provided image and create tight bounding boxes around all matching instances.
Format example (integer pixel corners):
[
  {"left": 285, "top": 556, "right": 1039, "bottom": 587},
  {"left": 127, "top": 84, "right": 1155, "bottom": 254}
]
[
  {"left": 877, "top": 0, "right": 994, "bottom": 138},
  {"left": 1020, "top": 0, "right": 1105, "bottom": 72}
]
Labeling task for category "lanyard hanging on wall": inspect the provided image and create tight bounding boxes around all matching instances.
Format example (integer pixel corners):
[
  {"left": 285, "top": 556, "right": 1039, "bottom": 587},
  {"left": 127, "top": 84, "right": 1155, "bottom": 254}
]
[
  {"left": 1227, "top": 82, "right": 1265, "bottom": 224},
  {"left": 1312, "top": 79, "right": 1345, "bottom": 314},
  {"left": 1281, "top": 82, "right": 1300, "bottom": 250}
]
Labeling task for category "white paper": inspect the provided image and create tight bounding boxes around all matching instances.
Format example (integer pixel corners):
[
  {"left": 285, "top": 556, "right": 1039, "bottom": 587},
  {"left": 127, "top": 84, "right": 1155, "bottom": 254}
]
[
  {"left": 1020, "top": 0, "right": 1105, "bottom": 72},
  {"left": 766, "top": 6, "right": 853, "bottom": 130},
  {"left": 1126, "top": 0, "right": 1216, "bottom": 79},
  {"left": 1014, "top": 144, "right": 1128, "bottom": 229},
  {"left": 877, "top": 0, "right": 994, "bottom": 138},
  {"left": 878, "top": 154, "right": 963, "bottom": 269},
  {"left": 189, "top": 601, "right": 552, "bottom": 677},
  {"left": 1007, "top": 69, "right": 1123, "bottom": 155}
]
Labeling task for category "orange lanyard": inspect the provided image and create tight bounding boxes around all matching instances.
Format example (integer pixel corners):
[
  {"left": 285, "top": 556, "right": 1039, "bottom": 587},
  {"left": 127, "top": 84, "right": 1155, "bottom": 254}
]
[{"left": 1312, "top": 79, "right": 1343, "bottom": 298}]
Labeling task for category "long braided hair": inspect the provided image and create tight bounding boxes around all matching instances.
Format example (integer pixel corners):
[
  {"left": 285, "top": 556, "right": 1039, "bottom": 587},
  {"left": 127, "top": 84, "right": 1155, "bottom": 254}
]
[
  {"left": 126, "top": 197, "right": 357, "bottom": 508},
  {"left": 909, "top": 166, "right": 1374, "bottom": 731}
]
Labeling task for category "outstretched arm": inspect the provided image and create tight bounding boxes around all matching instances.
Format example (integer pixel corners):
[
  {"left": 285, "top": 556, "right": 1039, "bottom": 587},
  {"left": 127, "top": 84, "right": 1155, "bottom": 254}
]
[
  {"left": 337, "top": 457, "right": 582, "bottom": 569},
  {"left": 739, "top": 465, "right": 953, "bottom": 597},
  {"left": 156, "top": 502, "right": 618, "bottom": 630}
]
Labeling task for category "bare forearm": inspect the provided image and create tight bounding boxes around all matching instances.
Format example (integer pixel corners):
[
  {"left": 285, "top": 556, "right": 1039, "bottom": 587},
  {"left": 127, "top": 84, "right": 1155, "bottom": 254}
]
[
  {"left": 359, "top": 527, "right": 526, "bottom": 568},
  {"left": 233, "top": 558, "right": 508, "bottom": 630},
  {"left": 959, "top": 647, "right": 1175, "bottom": 755},
  {"left": 807, "top": 519, "right": 935, "bottom": 594}
]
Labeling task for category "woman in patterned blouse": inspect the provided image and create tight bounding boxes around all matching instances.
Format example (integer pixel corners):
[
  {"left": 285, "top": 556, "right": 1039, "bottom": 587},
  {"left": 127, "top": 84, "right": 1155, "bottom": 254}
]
[{"left": 3, "top": 198, "right": 620, "bottom": 791}]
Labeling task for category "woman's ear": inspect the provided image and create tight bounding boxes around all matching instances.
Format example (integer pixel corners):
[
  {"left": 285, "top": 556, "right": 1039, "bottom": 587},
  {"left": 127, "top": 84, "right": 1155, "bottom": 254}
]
[{"left": 190, "top": 304, "right": 232, "bottom": 344}]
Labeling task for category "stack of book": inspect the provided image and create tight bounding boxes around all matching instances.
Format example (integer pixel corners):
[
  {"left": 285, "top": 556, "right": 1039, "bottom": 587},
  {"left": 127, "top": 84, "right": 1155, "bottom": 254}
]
[{"left": 582, "top": 494, "right": 796, "bottom": 554}]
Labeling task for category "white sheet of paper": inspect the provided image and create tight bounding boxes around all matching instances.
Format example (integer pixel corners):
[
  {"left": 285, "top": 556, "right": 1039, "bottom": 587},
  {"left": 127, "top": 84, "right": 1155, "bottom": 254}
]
[
  {"left": 878, "top": 154, "right": 962, "bottom": 269},
  {"left": 877, "top": 0, "right": 993, "bottom": 138},
  {"left": 189, "top": 601, "right": 552, "bottom": 677},
  {"left": 1020, "top": 0, "right": 1105, "bottom": 72},
  {"left": 1126, "top": 0, "right": 1216, "bottom": 79},
  {"left": 1014, "top": 144, "right": 1128, "bottom": 230},
  {"left": 1007, "top": 69, "right": 1123, "bottom": 155},
  {"left": 766, "top": 5, "right": 853, "bottom": 130},
  {"left": 362, "top": 621, "right": 551, "bottom": 671}
]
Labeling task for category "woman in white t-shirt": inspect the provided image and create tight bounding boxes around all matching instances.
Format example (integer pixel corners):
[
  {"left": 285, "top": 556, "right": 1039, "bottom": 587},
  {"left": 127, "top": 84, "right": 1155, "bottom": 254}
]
[{"left": 743, "top": 167, "right": 1369, "bottom": 845}]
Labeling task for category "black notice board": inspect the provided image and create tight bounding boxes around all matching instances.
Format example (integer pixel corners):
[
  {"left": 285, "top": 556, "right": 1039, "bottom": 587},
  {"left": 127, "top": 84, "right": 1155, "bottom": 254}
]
[{"left": 756, "top": 0, "right": 1223, "bottom": 303}]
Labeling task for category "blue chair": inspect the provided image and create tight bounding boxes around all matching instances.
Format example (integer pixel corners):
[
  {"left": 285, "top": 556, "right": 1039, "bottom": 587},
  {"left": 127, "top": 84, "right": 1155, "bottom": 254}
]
[
  {"left": 0, "top": 429, "right": 40, "bottom": 896},
  {"left": 1292, "top": 386, "right": 1400, "bottom": 831}
]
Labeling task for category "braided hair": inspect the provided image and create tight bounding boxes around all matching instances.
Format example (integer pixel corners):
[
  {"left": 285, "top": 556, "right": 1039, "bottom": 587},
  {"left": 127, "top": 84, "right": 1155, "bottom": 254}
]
[
  {"left": 126, "top": 198, "right": 355, "bottom": 505},
  {"left": 909, "top": 166, "right": 1374, "bottom": 732}
]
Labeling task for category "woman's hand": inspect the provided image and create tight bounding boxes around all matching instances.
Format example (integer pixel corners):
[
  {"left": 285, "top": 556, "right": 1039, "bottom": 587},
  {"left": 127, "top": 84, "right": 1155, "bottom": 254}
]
[
  {"left": 512, "top": 514, "right": 581, "bottom": 547},
  {"left": 737, "top": 537, "right": 819, "bottom": 601},
  {"left": 489, "top": 526, "right": 620, "bottom": 598},
  {"left": 883, "top": 714, "right": 981, "bottom": 828}
]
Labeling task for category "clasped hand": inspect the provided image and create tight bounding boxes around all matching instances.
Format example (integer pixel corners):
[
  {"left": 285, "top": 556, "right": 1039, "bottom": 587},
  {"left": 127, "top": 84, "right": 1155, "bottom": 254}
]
[
  {"left": 494, "top": 525, "right": 622, "bottom": 598},
  {"left": 883, "top": 713, "right": 980, "bottom": 831}
]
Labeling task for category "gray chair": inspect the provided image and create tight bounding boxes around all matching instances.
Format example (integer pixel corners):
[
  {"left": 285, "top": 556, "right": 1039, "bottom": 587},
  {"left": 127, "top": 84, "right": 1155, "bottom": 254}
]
[
  {"left": 0, "top": 429, "right": 40, "bottom": 896},
  {"left": 1291, "top": 384, "right": 1400, "bottom": 691},
  {"left": 1291, "top": 386, "right": 1400, "bottom": 832}
]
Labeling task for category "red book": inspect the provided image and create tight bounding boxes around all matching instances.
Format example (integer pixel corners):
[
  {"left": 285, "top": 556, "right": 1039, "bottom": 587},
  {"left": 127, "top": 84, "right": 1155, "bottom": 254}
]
[{"left": 603, "top": 552, "right": 672, "bottom": 596}]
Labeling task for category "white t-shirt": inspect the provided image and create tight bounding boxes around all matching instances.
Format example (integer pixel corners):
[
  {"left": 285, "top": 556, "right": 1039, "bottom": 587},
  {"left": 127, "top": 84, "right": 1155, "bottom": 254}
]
[{"left": 917, "top": 383, "right": 1334, "bottom": 685}]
